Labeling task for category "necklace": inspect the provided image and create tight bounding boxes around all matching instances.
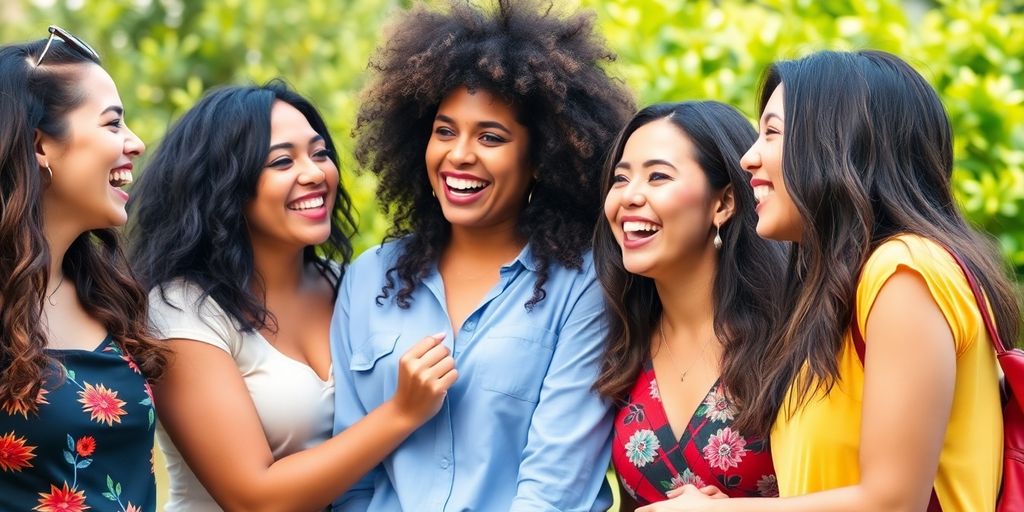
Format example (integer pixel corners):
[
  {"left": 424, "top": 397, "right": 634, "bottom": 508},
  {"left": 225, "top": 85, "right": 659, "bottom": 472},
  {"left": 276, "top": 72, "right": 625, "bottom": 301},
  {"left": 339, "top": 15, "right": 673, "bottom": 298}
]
[
  {"left": 657, "top": 322, "right": 713, "bottom": 383},
  {"left": 47, "top": 274, "right": 64, "bottom": 306}
]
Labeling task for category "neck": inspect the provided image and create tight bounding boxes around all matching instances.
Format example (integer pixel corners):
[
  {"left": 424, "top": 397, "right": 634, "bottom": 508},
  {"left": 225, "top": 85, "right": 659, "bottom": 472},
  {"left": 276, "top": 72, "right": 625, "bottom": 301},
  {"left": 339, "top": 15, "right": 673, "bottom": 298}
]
[
  {"left": 42, "top": 210, "right": 82, "bottom": 287},
  {"left": 445, "top": 218, "right": 526, "bottom": 264},
  {"left": 251, "top": 238, "right": 308, "bottom": 295},
  {"left": 653, "top": 250, "right": 718, "bottom": 345}
]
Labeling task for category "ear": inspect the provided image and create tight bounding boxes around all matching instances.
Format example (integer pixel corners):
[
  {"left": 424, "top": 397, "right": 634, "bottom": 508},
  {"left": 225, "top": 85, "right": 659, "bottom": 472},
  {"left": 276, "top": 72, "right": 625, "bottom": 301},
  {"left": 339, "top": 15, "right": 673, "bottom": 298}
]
[
  {"left": 712, "top": 184, "right": 736, "bottom": 227},
  {"left": 34, "top": 129, "right": 49, "bottom": 169}
]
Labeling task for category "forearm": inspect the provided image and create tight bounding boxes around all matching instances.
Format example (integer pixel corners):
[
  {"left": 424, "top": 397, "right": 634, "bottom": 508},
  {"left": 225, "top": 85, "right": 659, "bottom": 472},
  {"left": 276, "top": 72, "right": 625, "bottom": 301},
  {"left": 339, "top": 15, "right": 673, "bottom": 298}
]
[
  {"left": 214, "top": 400, "right": 413, "bottom": 512},
  {"left": 694, "top": 485, "right": 924, "bottom": 512}
]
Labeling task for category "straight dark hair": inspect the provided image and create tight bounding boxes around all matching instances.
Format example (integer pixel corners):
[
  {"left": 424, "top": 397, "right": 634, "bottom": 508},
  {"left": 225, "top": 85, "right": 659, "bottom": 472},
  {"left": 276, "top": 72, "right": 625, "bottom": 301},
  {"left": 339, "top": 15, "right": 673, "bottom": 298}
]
[
  {"left": 593, "top": 101, "right": 787, "bottom": 423},
  {"left": 742, "top": 50, "right": 1022, "bottom": 437},
  {"left": 0, "top": 38, "right": 168, "bottom": 413},
  {"left": 128, "top": 81, "right": 357, "bottom": 332}
]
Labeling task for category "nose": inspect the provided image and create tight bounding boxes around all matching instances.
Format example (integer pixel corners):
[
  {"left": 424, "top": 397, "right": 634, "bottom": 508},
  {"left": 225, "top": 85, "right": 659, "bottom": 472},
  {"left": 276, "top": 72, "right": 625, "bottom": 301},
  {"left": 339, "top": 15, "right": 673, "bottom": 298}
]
[
  {"left": 618, "top": 180, "right": 646, "bottom": 208},
  {"left": 740, "top": 142, "right": 760, "bottom": 175},
  {"left": 447, "top": 136, "right": 477, "bottom": 166},
  {"left": 297, "top": 158, "right": 327, "bottom": 186},
  {"left": 124, "top": 125, "right": 145, "bottom": 157}
]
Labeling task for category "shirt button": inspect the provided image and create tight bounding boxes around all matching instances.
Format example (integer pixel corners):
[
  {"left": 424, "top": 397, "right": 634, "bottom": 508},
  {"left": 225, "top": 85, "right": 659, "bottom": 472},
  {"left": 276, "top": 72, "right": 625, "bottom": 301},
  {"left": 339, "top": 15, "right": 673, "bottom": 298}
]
[
  {"left": 440, "top": 457, "right": 450, "bottom": 469},
  {"left": 462, "top": 319, "right": 477, "bottom": 332}
]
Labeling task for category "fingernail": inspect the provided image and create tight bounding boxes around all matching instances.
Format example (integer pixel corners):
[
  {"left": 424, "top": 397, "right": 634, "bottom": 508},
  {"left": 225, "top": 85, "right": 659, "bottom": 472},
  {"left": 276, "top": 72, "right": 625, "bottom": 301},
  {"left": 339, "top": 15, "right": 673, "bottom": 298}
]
[{"left": 431, "top": 332, "right": 446, "bottom": 339}]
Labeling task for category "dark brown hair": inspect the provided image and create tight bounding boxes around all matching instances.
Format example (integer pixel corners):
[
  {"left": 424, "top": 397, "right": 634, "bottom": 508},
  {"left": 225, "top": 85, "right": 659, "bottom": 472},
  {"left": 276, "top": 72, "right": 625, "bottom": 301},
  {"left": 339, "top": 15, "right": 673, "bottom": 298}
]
[
  {"left": 742, "top": 50, "right": 1022, "bottom": 437},
  {"left": 0, "top": 38, "right": 168, "bottom": 415},
  {"left": 354, "top": 0, "right": 634, "bottom": 309},
  {"left": 593, "top": 102, "right": 787, "bottom": 419}
]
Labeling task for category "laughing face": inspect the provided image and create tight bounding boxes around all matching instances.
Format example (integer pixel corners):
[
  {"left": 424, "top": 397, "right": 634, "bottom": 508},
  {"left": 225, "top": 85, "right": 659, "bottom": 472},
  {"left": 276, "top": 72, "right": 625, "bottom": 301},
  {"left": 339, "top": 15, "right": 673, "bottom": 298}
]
[
  {"left": 604, "top": 118, "right": 728, "bottom": 279},
  {"left": 741, "top": 84, "right": 803, "bottom": 242},
  {"left": 425, "top": 86, "right": 533, "bottom": 234},
  {"left": 38, "top": 63, "right": 144, "bottom": 231},
  {"left": 244, "top": 100, "right": 339, "bottom": 250}
]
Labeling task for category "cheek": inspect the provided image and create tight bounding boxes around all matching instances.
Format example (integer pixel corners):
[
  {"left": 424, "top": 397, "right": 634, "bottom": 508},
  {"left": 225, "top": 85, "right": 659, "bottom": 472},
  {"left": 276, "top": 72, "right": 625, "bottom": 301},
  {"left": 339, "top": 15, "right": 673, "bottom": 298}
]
[{"left": 603, "top": 192, "right": 620, "bottom": 230}]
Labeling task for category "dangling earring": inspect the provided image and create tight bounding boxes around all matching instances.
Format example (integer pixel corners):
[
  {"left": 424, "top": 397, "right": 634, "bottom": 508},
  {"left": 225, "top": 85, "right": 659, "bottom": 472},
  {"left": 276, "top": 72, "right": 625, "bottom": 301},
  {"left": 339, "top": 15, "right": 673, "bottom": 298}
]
[
  {"left": 43, "top": 164, "right": 53, "bottom": 183},
  {"left": 713, "top": 224, "right": 723, "bottom": 250}
]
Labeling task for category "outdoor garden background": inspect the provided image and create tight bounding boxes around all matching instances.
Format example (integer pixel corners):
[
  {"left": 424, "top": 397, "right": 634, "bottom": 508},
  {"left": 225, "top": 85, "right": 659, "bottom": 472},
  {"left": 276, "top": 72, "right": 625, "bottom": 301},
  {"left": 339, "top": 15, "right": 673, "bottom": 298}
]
[{"left": 2, "top": 0, "right": 1022, "bottom": 508}]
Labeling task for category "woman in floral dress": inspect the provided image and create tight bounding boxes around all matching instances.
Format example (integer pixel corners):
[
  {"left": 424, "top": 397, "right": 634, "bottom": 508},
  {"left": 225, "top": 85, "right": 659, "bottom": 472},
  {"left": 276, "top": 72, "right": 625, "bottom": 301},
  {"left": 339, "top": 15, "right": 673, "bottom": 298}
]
[
  {"left": 0, "top": 29, "right": 168, "bottom": 511},
  {"left": 593, "top": 102, "right": 785, "bottom": 508}
]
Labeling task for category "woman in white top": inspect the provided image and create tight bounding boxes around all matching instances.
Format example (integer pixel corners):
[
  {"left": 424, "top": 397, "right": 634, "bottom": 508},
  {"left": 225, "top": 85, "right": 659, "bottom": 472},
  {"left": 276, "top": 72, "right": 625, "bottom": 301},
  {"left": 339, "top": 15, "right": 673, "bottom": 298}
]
[{"left": 128, "top": 82, "right": 457, "bottom": 511}]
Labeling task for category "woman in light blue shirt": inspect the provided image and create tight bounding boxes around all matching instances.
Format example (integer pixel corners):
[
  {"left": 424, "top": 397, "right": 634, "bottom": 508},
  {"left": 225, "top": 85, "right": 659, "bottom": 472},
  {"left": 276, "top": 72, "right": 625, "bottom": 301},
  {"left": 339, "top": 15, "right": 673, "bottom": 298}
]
[{"left": 330, "top": 1, "right": 635, "bottom": 510}]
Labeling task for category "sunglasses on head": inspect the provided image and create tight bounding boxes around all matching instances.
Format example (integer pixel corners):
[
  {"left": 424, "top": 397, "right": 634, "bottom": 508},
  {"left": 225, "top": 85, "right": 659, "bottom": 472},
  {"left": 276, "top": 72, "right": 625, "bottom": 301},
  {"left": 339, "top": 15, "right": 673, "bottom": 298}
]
[{"left": 35, "top": 25, "right": 100, "bottom": 67}]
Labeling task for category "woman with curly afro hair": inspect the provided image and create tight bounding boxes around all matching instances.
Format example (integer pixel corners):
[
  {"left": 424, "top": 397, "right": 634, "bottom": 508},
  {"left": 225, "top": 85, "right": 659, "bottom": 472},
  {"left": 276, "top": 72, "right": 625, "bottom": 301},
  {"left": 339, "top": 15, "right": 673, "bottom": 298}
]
[{"left": 330, "top": 0, "right": 634, "bottom": 510}]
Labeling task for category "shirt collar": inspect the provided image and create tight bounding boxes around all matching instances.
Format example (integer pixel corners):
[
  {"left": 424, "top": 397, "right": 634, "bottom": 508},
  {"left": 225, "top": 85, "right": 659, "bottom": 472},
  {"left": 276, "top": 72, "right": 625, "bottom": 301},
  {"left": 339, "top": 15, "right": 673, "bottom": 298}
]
[{"left": 502, "top": 243, "right": 537, "bottom": 273}]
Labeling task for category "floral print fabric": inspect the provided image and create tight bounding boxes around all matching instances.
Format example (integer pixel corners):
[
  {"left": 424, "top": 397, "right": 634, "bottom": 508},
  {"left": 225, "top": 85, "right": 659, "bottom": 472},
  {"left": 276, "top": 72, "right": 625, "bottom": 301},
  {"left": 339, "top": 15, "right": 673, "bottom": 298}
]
[
  {"left": 611, "top": 360, "right": 778, "bottom": 504},
  {"left": 0, "top": 335, "right": 156, "bottom": 511}
]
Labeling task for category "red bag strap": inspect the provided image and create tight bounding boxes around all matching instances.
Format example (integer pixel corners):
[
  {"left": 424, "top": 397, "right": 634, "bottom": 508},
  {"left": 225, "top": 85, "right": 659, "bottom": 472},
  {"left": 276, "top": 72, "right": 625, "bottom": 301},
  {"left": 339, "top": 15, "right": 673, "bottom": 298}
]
[{"left": 849, "top": 244, "right": 1000, "bottom": 512}]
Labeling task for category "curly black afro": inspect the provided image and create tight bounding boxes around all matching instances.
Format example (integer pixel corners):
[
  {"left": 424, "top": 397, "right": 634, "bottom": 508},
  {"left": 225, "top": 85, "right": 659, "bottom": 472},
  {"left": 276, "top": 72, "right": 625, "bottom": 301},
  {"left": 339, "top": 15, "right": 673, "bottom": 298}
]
[{"left": 355, "top": 0, "right": 635, "bottom": 309}]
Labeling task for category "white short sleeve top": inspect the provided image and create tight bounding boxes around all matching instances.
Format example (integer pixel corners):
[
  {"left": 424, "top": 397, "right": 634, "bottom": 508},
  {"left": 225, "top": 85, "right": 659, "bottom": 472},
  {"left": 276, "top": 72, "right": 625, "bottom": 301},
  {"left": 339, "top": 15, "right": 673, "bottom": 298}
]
[{"left": 149, "top": 280, "right": 334, "bottom": 511}]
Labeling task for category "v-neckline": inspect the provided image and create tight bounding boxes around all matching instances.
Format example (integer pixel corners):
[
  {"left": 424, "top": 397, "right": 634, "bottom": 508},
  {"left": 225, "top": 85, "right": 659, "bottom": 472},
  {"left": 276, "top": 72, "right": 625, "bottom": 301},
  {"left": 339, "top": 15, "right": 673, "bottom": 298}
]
[{"left": 649, "top": 361, "right": 722, "bottom": 445}]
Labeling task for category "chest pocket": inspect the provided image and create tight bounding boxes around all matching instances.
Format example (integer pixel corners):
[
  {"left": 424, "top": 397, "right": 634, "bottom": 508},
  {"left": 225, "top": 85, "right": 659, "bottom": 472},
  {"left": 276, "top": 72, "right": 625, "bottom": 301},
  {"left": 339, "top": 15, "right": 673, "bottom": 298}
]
[
  {"left": 350, "top": 332, "right": 400, "bottom": 371},
  {"left": 480, "top": 326, "right": 557, "bottom": 403}
]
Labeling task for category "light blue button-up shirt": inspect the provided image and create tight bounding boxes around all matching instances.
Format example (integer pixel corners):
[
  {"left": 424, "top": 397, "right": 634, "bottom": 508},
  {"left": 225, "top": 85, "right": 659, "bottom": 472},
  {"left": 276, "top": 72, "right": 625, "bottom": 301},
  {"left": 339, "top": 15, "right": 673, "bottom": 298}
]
[{"left": 331, "top": 240, "right": 613, "bottom": 511}]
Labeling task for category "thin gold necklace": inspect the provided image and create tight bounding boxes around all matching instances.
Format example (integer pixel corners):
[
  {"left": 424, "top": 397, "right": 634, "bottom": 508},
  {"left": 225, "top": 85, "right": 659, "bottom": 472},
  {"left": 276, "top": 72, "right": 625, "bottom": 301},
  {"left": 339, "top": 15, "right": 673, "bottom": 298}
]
[{"left": 657, "top": 322, "right": 713, "bottom": 383}]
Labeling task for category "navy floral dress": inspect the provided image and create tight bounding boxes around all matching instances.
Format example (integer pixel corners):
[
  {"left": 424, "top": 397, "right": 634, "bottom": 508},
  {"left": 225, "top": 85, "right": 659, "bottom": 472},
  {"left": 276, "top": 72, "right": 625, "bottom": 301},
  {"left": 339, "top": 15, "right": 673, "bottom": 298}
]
[
  {"left": 612, "top": 360, "right": 778, "bottom": 505},
  {"left": 0, "top": 335, "right": 156, "bottom": 512}
]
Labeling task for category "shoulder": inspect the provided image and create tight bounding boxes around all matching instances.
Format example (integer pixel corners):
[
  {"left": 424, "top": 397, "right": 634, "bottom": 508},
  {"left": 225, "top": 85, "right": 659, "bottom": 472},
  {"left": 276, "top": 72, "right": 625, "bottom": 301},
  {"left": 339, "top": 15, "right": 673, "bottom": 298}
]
[
  {"left": 860, "top": 234, "right": 961, "bottom": 292},
  {"left": 147, "top": 279, "right": 238, "bottom": 347},
  {"left": 346, "top": 240, "right": 404, "bottom": 277}
]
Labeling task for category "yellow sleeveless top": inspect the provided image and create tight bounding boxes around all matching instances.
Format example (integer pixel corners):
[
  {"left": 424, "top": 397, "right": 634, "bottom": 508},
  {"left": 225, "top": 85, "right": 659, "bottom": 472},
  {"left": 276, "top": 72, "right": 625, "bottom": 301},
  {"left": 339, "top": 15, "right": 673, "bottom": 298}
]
[{"left": 770, "top": 234, "right": 1003, "bottom": 510}]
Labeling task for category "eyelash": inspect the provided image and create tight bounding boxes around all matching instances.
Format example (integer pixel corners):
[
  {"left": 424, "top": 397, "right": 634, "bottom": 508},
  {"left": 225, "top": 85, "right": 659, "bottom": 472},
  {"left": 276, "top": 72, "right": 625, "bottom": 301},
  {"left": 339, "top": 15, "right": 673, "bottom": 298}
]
[
  {"left": 268, "top": 149, "right": 332, "bottom": 168},
  {"left": 434, "top": 127, "right": 507, "bottom": 144},
  {"left": 106, "top": 118, "right": 123, "bottom": 128}
]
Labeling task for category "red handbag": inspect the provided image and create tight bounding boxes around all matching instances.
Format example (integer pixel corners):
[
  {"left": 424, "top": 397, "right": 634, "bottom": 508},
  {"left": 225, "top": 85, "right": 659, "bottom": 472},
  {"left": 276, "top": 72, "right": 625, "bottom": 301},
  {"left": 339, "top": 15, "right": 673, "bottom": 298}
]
[{"left": 852, "top": 248, "right": 1024, "bottom": 512}]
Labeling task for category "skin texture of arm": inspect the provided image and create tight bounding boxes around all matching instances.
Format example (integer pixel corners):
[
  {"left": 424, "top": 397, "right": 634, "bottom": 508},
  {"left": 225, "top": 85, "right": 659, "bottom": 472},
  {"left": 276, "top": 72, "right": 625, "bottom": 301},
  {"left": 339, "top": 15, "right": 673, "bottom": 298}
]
[
  {"left": 636, "top": 268, "right": 957, "bottom": 512},
  {"left": 154, "top": 334, "right": 455, "bottom": 512}
]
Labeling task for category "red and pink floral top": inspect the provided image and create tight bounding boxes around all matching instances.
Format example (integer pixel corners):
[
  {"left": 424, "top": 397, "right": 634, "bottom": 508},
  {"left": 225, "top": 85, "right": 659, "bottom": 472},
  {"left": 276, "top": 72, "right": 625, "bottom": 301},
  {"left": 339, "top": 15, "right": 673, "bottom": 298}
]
[{"left": 611, "top": 360, "right": 777, "bottom": 505}]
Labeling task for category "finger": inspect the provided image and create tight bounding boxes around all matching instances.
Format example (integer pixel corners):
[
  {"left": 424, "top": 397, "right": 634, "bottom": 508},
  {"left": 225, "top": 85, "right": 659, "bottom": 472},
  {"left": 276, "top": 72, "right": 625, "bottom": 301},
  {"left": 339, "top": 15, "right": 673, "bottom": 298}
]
[
  {"left": 435, "top": 368, "right": 458, "bottom": 391},
  {"left": 402, "top": 332, "right": 445, "bottom": 360},
  {"left": 699, "top": 485, "right": 723, "bottom": 496},
  {"left": 666, "top": 487, "right": 683, "bottom": 498},
  {"left": 424, "top": 355, "right": 456, "bottom": 380},
  {"left": 416, "top": 342, "right": 452, "bottom": 368}
]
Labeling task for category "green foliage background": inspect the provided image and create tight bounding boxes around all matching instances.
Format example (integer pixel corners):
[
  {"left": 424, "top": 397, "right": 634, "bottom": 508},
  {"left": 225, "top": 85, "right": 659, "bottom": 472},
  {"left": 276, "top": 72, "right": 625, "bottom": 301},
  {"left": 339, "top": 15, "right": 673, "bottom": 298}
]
[
  {"left": 2, "top": 0, "right": 1021, "bottom": 507},
  {"left": 2, "top": 0, "right": 1022, "bottom": 271}
]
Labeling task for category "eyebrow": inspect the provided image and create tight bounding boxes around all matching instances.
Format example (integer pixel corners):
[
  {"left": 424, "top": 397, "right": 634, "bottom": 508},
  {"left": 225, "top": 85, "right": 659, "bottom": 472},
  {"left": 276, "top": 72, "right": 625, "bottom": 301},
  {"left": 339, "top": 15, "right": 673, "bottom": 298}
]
[
  {"left": 763, "top": 112, "right": 783, "bottom": 124},
  {"left": 435, "top": 114, "right": 513, "bottom": 135},
  {"left": 268, "top": 135, "right": 325, "bottom": 153},
  {"left": 614, "top": 159, "right": 678, "bottom": 170},
  {"left": 101, "top": 106, "right": 123, "bottom": 116}
]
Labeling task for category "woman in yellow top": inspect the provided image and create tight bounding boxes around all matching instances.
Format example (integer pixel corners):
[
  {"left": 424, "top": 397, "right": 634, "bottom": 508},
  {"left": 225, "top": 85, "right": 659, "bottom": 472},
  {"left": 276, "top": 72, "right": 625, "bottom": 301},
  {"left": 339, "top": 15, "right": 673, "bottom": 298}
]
[{"left": 638, "top": 50, "right": 1018, "bottom": 512}]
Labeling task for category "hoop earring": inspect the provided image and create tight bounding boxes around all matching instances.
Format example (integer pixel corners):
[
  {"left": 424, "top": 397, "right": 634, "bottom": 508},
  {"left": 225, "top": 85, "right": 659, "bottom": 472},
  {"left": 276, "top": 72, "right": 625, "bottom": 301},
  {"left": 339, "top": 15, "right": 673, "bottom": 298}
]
[
  {"left": 713, "top": 224, "right": 723, "bottom": 250},
  {"left": 527, "top": 189, "right": 533, "bottom": 204},
  {"left": 43, "top": 164, "right": 53, "bottom": 183}
]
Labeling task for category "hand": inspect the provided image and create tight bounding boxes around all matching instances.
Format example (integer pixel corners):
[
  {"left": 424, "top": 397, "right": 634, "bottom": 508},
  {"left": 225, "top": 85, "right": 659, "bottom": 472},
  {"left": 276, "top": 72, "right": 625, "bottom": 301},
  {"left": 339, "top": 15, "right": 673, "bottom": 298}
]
[
  {"left": 390, "top": 333, "right": 458, "bottom": 425},
  {"left": 635, "top": 484, "right": 721, "bottom": 512}
]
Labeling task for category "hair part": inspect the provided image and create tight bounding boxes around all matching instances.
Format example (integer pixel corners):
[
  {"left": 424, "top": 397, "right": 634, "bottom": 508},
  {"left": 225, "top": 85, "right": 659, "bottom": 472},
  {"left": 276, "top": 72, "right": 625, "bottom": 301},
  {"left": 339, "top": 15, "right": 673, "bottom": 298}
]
[
  {"left": 742, "top": 49, "right": 1022, "bottom": 437},
  {"left": 355, "top": 0, "right": 635, "bottom": 309},
  {"left": 128, "top": 80, "right": 358, "bottom": 332},
  {"left": 593, "top": 101, "right": 787, "bottom": 430},
  {"left": 0, "top": 38, "right": 168, "bottom": 413}
]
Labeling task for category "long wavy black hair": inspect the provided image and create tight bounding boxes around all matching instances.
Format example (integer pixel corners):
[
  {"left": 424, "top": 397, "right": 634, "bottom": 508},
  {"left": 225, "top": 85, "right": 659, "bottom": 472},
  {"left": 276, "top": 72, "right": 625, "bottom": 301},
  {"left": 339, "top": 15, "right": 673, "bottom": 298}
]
[
  {"left": 0, "top": 38, "right": 168, "bottom": 414},
  {"left": 128, "top": 81, "right": 357, "bottom": 332},
  {"left": 593, "top": 102, "right": 787, "bottom": 417},
  {"left": 742, "top": 50, "right": 1022, "bottom": 437},
  {"left": 355, "top": 0, "right": 634, "bottom": 309}
]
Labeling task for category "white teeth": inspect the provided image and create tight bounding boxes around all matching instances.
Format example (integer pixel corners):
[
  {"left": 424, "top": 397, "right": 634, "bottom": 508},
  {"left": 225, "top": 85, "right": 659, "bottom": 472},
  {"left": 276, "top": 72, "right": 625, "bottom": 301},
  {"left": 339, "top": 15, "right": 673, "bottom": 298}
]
[
  {"left": 623, "top": 221, "right": 661, "bottom": 233},
  {"left": 444, "top": 175, "right": 488, "bottom": 191},
  {"left": 288, "top": 196, "right": 325, "bottom": 211},
  {"left": 752, "top": 185, "right": 773, "bottom": 204},
  {"left": 108, "top": 169, "right": 133, "bottom": 187}
]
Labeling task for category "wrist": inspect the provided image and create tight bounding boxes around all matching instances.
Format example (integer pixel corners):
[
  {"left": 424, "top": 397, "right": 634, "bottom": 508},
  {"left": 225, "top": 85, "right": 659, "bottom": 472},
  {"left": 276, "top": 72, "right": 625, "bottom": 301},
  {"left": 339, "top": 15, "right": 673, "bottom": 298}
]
[{"left": 378, "top": 399, "right": 420, "bottom": 433}]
